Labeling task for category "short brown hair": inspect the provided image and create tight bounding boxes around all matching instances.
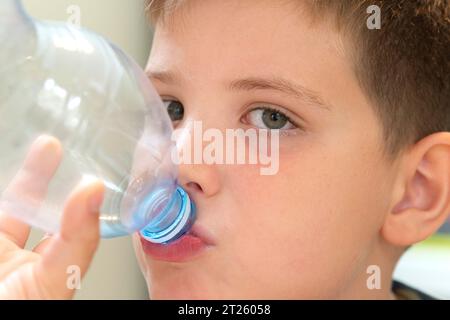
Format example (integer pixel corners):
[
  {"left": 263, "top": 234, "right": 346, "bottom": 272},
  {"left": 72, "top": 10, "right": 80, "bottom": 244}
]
[{"left": 145, "top": 0, "right": 450, "bottom": 155}]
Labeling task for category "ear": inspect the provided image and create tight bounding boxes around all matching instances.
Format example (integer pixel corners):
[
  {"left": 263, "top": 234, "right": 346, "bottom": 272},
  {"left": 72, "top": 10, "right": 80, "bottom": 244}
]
[{"left": 382, "top": 132, "right": 450, "bottom": 247}]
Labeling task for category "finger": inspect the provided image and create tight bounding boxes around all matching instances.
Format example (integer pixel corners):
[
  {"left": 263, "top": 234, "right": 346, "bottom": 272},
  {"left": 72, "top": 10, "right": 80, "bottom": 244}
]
[
  {"left": 35, "top": 178, "right": 104, "bottom": 299},
  {"left": 0, "top": 245, "right": 40, "bottom": 281},
  {"left": 0, "top": 135, "right": 62, "bottom": 247}
]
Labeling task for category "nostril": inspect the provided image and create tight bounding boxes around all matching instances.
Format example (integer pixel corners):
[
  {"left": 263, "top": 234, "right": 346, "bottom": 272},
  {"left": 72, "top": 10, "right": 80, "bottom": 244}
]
[{"left": 185, "top": 181, "right": 203, "bottom": 193}]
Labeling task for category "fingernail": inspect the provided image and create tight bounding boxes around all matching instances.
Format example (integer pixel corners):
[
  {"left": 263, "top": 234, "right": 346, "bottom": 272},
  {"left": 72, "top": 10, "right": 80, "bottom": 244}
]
[
  {"left": 43, "top": 232, "right": 53, "bottom": 238},
  {"left": 35, "top": 134, "right": 53, "bottom": 147},
  {"left": 36, "top": 134, "right": 50, "bottom": 142},
  {"left": 89, "top": 192, "right": 104, "bottom": 213}
]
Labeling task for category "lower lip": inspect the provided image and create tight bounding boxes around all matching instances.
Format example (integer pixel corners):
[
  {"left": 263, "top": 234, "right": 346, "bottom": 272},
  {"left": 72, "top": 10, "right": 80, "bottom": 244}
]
[{"left": 140, "top": 232, "right": 210, "bottom": 263}]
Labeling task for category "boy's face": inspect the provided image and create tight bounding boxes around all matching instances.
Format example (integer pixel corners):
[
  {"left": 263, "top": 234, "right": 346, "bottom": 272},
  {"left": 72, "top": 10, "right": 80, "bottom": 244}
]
[{"left": 133, "top": 0, "right": 400, "bottom": 299}]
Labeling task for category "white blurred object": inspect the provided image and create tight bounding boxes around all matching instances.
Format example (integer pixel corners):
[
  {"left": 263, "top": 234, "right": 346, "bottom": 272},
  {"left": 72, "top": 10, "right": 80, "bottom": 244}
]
[{"left": 394, "top": 244, "right": 450, "bottom": 299}]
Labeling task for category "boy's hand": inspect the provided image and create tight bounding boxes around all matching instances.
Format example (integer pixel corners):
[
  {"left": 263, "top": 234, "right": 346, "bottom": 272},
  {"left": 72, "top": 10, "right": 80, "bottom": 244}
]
[{"left": 0, "top": 135, "right": 104, "bottom": 299}]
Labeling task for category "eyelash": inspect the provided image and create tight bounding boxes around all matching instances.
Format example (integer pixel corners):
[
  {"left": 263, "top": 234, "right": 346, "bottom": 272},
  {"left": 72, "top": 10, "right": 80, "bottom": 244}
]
[
  {"left": 162, "top": 98, "right": 301, "bottom": 136},
  {"left": 242, "top": 106, "right": 299, "bottom": 132}
]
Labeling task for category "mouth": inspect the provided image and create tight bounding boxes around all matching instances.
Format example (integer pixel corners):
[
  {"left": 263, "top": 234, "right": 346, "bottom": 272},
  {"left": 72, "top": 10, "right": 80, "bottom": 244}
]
[{"left": 139, "top": 223, "right": 215, "bottom": 263}]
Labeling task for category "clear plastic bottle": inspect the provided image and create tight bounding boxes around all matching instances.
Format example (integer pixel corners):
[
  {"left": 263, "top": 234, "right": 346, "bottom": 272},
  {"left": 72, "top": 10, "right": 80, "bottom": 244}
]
[{"left": 0, "top": 0, "right": 195, "bottom": 243}]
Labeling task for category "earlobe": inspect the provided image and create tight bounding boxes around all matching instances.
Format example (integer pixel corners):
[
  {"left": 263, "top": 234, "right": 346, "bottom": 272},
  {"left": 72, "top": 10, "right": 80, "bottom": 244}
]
[{"left": 381, "top": 132, "right": 450, "bottom": 247}]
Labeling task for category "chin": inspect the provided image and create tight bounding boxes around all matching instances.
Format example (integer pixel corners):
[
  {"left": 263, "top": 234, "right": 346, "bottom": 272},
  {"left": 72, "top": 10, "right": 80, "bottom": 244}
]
[
  {"left": 148, "top": 283, "right": 218, "bottom": 300},
  {"left": 146, "top": 267, "right": 219, "bottom": 300},
  {"left": 150, "top": 289, "right": 207, "bottom": 300}
]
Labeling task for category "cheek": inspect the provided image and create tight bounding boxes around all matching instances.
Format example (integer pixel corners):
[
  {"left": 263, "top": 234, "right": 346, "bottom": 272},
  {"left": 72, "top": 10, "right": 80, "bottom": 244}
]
[{"left": 222, "top": 139, "right": 391, "bottom": 296}]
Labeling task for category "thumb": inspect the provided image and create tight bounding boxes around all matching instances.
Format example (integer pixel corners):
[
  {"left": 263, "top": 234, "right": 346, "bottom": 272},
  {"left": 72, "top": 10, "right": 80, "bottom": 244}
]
[{"left": 34, "top": 178, "right": 104, "bottom": 299}]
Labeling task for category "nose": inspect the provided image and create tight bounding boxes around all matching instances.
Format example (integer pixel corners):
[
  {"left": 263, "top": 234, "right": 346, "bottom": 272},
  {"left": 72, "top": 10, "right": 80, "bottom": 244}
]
[
  {"left": 178, "top": 162, "right": 221, "bottom": 199},
  {"left": 175, "top": 121, "right": 221, "bottom": 200}
]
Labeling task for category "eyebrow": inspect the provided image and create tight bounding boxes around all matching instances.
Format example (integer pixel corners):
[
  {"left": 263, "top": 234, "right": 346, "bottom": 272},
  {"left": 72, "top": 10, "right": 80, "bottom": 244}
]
[
  {"left": 147, "top": 70, "right": 330, "bottom": 110},
  {"left": 147, "top": 70, "right": 178, "bottom": 84},
  {"left": 228, "top": 77, "right": 330, "bottom": 109}
]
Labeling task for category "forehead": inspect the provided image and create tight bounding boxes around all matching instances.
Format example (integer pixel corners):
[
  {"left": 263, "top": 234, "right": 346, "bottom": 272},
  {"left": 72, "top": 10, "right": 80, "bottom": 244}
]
[{"left": 148, "top": 1, "right": 343, "bottom": 81}]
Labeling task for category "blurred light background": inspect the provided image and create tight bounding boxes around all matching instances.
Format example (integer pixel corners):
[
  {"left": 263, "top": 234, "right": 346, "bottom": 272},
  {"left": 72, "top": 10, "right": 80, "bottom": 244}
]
[
  {"left": 22, "top": 0, "right": 151, "bottom": 299},
  {"left": 394, "top": 224, "right": 450, "bottom": 299}
]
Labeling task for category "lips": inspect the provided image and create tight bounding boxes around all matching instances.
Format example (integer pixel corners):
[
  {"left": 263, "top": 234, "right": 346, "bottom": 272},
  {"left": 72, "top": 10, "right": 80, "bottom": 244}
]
[{"left": 139, "top": 224, "right": 214, "bottom": 263}]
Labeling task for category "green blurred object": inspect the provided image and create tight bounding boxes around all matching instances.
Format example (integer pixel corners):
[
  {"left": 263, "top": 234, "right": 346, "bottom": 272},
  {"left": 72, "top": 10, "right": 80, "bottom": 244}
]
[{"left": 419, "top": 233, "right": 450, "bottom": 249}]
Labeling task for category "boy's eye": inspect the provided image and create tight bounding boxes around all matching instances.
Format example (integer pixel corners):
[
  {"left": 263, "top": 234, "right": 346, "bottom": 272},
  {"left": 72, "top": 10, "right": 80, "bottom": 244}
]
[
  {"left": 243, "top": 107, "right": 296, "bottom": 130},
  {"left": 163, "top": 100, "right": 184, "bottom": 122}
]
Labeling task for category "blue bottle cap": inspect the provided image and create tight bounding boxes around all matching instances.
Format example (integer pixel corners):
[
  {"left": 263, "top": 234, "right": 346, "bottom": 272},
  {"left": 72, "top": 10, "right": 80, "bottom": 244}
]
[{"left": 140, "top": 186, "right": 196, "bottom": 244}]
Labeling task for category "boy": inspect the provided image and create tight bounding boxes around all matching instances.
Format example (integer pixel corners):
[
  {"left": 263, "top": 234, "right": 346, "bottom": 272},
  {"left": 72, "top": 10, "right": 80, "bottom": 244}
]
[{"left": 0, "top": 0, "right": 449, "bottom": 299}]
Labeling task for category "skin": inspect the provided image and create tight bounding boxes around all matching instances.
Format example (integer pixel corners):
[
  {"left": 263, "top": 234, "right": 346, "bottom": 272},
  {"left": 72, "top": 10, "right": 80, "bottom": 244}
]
[
  {"left": 0, "top": 0, "right": 448, "bottom": 300},
  {"left": 133, "top": 0, "right": 450, "bottom": 299}
]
